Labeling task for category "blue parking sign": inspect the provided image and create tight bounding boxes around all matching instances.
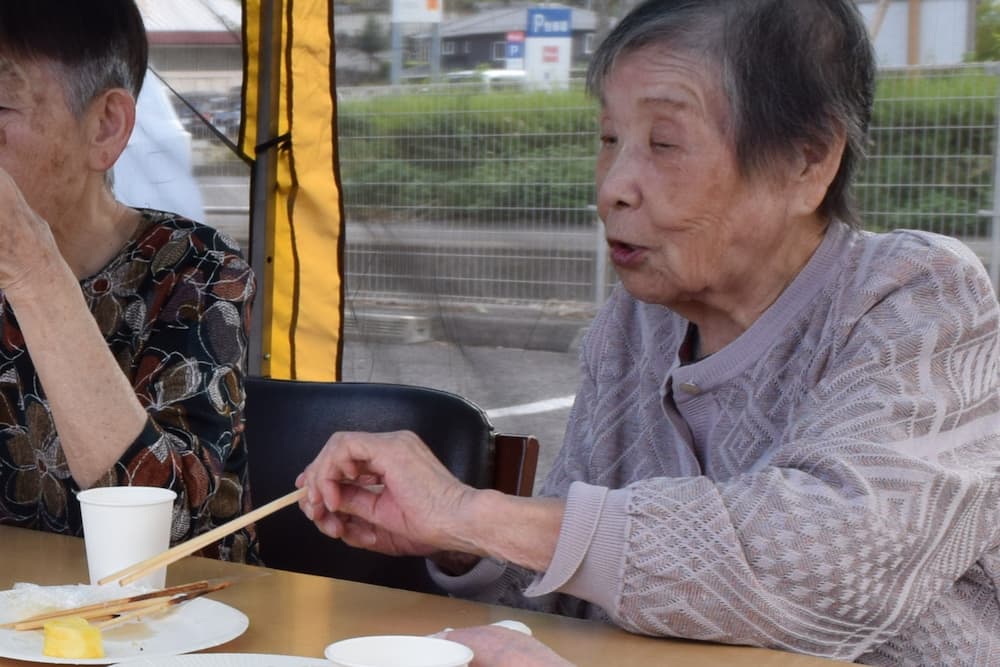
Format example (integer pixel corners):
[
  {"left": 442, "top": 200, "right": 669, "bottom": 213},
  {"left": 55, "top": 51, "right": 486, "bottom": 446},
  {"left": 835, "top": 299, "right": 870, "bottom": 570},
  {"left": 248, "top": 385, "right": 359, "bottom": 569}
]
[
  {"left": 507, "top": 41, "right": 524, "bottom": 59},
  {"left": 527, "top": 8, "right": 571, "bottom": 37}
]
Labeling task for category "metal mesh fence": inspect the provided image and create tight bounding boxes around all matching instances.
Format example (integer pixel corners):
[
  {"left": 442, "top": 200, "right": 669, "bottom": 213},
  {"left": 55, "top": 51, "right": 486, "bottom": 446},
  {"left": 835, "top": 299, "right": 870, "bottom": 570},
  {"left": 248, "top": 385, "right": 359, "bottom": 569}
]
[
  {"left": 175, "top": 64, "right": 1000, "bottom": 313},
  {"left": 337, "top": 65, "right": 1000, "bottom": 313},
  {"left": 338, "top": 82, "right": 602, "bottom": 308},
  {"left": 163, "top": 61, "right": 1000, "bottom": 463},
  {"left": 859, "top": 65, "right": 998, "bottom": 246}
]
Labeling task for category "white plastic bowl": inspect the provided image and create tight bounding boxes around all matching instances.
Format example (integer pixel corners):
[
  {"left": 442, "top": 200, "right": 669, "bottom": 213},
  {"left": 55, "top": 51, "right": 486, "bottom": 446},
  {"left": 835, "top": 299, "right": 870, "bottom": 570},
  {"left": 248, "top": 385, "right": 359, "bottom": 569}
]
[{"left": 324, "top": 635, "right": 473, "bottom": 667}]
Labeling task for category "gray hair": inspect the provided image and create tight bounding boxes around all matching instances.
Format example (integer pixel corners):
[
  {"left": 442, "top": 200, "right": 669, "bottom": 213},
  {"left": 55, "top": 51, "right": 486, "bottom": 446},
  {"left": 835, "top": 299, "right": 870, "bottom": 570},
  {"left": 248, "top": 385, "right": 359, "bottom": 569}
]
[
  {"left": 587, "top": 0, "right": 875, "bottom": 227},
  {"left": 0, "top": 0, "right": 148, "bottom": 118},
  {"left": 53, "top": 55, "right": 143, "bottom": 119}
]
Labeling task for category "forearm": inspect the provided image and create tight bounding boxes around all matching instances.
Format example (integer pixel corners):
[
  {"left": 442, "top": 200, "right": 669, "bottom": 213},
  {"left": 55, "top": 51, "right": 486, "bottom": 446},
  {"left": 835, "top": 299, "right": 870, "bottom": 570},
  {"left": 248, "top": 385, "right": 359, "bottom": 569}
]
[
  {"left": 452, "top": 490, "right": 565, "bottom": 572},
  {"left": 4, "top": 259, "right": 147, "bottom": 488}
]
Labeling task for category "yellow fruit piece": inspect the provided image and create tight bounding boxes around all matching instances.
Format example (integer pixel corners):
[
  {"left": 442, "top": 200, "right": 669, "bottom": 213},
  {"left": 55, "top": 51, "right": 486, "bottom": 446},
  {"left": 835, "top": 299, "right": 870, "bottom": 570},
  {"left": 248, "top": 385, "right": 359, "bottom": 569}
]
[{"left": 42, "top": 617, "right": 105, "bottom": 659}]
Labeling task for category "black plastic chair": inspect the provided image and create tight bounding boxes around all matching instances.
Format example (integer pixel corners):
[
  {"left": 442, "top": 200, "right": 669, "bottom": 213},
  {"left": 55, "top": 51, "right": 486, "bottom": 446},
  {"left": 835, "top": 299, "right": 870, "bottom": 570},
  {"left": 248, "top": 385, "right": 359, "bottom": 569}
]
[{"left": 244, "top": 377, "right": 539, "bottom": 594}]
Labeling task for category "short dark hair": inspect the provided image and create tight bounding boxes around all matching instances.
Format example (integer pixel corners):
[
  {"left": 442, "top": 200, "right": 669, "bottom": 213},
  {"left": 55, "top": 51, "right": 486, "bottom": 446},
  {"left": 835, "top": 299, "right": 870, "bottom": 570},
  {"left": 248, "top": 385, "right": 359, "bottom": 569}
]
[
  {"left": 587, "top": 0, "right": 875, "bottom": 227},
  {"left": 0, "top": 0, "right": 148, "bottom": 116}
]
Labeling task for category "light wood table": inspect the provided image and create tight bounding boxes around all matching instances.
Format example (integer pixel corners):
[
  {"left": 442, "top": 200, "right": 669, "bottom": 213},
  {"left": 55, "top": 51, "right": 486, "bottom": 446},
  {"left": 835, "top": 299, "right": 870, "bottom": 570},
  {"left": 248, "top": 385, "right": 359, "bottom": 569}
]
[{"left": 0, "top": 525, "right": 838, "bottom": 666}]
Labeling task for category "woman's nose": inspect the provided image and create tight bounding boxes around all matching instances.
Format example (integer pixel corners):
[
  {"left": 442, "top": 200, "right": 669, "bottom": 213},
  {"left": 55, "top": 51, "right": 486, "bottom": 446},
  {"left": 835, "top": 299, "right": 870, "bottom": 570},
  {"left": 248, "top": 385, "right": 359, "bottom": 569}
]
[{"left": 596, "top": 148, "right": 642, "bottom": 213}]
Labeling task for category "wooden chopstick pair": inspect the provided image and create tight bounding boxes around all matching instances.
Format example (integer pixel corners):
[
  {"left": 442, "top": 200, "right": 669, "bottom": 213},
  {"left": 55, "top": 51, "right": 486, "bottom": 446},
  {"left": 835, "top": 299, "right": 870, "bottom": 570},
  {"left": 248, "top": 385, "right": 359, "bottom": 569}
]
[
  {"left": 93, "top": 583, "right": 228, "bottom": 630},
  {"left": 1, "top": 577, "right": 238, "bottom": 631},
  {"left": 98, "top": 487, "right": 306, "bottom": 586}
]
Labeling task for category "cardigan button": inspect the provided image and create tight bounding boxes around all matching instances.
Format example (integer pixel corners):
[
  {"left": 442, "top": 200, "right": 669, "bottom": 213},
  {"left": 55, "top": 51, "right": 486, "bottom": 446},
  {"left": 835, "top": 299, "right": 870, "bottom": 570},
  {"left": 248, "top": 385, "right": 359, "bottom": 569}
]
[{"left": 678, "top": 381, "right": 701, "bottom": 395}]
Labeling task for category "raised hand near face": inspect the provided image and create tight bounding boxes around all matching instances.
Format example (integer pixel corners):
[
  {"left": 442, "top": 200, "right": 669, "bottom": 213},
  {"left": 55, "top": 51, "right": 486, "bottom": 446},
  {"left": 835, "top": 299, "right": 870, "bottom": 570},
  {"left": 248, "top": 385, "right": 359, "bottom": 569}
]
[{"left": 0, "top": 167, "right": 61, "bottom": 295}]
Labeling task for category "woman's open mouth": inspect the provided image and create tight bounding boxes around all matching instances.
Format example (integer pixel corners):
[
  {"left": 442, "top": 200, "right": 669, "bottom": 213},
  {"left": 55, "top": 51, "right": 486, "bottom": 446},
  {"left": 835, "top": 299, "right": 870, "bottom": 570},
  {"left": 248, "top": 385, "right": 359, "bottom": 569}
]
[{"left": 608, "top": 240, "right": 644, "bottom": 268}]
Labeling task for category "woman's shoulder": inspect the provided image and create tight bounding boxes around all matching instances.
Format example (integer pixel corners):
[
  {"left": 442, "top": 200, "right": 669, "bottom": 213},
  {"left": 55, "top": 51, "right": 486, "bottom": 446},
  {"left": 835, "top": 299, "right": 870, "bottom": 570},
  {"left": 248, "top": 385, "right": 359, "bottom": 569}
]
[
  {"left": 849, "top": 227, "right": 990, "bottom": 293},
  {"left": 126, "top": 209, "right": 254, "bottom": 297},
  {"left": 828, "top": 227, "right": 997, "bottom": 331},
  {"left": 863, "top": 227, "right": 979, "bottom": 262}
]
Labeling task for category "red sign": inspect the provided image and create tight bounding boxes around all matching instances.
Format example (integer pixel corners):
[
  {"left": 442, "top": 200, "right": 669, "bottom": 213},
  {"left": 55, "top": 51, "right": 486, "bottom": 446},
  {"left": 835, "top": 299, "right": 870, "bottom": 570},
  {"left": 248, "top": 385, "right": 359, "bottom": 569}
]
[
  {"left": 543, "top": 45, "right": 559, "bottom": 63},
  {"left": 507, "top": 31, "right": 525, "bottom": 42}
]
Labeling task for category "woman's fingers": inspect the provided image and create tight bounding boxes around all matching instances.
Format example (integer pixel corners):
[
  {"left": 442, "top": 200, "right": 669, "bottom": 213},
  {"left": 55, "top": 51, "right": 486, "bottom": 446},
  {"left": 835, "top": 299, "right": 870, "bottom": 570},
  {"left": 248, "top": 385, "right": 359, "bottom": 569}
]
[
  {"left": 339, "top": 516, "right": 378, "bottom": 548},
  {"left": 296, "top": 429, "right": 475, "bottom": 554},
  {"left": 298, "top": 432, "right": 377, "bottom": 512},
  {"left": 336, "top": 482, "right": 379, "bottom": 521},
  {"left": 313, "top": 512, "right": 346, "bottom": 540}
]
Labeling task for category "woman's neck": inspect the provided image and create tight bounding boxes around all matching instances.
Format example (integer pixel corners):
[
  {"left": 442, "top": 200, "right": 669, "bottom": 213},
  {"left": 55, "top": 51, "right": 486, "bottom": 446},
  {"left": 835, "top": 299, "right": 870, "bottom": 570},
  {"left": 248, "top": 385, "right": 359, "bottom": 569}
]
[
  {"left": 681, "top": 220, "right": 828, "bottom": 355},
  {"left": 50, "top": 191, "right": 141, "bottom": 279}
]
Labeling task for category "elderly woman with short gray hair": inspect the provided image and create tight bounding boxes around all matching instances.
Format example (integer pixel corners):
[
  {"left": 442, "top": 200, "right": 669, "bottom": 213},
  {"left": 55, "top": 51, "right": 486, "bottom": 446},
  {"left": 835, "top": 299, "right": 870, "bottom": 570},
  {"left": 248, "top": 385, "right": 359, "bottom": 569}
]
[
  {"left": 299, "top": 1, "right": 1000, "bottom": 664},
  {"left": 0, "top": 0, "right": 256, "bottom": 562}
]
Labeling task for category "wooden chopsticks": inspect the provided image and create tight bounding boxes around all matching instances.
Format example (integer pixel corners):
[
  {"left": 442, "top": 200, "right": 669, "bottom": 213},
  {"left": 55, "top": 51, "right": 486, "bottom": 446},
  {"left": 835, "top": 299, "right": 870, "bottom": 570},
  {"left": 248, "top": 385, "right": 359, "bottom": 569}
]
[
  {"left": 99, "top": 487, "right": 307, "bottom": 586},
  {"left": 1, "top": 578, "right": 236, "bottom": 631},
  {"left": 92, "top": 597, "right": 175, "bottom": 630},
  {"left": 93, "top": 583, "right": 229, "bottom": 630}
]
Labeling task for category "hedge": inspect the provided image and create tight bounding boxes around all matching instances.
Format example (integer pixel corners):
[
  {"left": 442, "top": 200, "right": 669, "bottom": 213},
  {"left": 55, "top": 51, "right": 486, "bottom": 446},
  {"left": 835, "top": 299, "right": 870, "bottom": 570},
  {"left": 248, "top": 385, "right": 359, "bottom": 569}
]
[{"left": 338, "top": 71, "right": 1000, "bottom": 233}]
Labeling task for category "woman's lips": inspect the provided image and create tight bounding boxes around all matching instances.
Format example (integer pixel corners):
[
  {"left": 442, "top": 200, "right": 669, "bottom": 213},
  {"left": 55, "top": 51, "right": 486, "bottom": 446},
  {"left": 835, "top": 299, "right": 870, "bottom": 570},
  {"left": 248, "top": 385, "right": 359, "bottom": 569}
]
[{"left": 608, "top": 240, "right": 644, "bottom": 268}]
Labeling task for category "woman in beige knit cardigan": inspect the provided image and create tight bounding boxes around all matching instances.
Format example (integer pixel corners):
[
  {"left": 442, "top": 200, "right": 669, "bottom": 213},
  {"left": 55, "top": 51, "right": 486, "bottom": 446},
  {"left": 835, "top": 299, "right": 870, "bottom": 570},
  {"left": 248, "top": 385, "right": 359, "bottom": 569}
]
[{"left": 299, "top": 1, "right": 1000, "bottom": 665}]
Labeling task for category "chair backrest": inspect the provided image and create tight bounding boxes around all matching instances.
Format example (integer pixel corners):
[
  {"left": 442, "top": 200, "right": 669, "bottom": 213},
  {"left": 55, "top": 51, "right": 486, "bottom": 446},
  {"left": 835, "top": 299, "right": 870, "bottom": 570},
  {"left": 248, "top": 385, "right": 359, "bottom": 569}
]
[{"left": 244, "top": 377, "right": 527, "bottom": 594}]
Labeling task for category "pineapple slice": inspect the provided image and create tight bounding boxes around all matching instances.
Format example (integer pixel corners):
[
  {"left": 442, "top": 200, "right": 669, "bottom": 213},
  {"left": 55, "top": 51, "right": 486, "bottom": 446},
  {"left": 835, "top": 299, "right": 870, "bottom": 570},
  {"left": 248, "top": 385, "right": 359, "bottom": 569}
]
[{"left": 42, "top": 617, "right": 104, "bottom": 659}]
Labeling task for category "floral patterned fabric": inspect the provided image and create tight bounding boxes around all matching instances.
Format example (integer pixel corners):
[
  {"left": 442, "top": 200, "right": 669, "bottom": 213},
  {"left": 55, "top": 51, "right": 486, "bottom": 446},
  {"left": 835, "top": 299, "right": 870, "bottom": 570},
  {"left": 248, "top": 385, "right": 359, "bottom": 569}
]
[{"left": 0, "top": 209, "right": 259, "bottom": 563}]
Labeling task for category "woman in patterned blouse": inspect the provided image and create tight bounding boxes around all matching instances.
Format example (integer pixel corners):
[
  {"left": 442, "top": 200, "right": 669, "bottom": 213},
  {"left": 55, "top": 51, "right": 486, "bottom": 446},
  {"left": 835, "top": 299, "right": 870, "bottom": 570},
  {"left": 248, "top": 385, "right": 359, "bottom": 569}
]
[
  {"left": 0, "top": 1, "right": 258, "bottom": 563},
  {"left": 299, "top": 1, "right": 1000, "bottom": 665}
]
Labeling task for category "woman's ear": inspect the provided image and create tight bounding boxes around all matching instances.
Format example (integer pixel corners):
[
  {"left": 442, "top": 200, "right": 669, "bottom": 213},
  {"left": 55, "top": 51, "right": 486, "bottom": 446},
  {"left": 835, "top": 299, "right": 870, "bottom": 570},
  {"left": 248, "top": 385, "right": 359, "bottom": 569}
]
[
  {"left": 791, "top": 128, "right": 847, "bottom": 217},
  {"left": 84, "top": 88, "right": 136, "bottom": 173}
]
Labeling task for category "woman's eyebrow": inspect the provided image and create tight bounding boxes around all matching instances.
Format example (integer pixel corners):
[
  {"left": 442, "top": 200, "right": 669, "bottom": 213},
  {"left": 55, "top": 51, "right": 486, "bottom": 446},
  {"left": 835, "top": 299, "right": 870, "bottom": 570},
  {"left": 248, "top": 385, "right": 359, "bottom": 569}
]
[
  {"left": 638, "top": 94, "right": 697, "bottom": 115},
  {"left": 640, "top": 95, "right": 687, "bottom": 107}
]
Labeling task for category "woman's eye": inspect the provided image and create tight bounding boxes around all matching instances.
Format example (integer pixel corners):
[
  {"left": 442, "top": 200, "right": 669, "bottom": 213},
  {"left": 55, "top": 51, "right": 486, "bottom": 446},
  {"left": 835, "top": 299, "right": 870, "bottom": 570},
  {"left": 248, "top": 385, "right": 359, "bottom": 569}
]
[{"left": 599, "top": 135, "right": 617, "bottom": 147}]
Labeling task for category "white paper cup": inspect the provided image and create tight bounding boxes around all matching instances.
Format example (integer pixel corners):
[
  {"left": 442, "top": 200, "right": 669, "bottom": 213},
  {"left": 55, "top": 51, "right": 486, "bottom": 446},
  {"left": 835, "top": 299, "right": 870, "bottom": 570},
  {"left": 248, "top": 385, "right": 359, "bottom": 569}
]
[
  {"left": 77, "top": 486, "right": 176, "bottom": 589},
  {"left": 324, "top": 635, "right": 473, "bottom": 667}
]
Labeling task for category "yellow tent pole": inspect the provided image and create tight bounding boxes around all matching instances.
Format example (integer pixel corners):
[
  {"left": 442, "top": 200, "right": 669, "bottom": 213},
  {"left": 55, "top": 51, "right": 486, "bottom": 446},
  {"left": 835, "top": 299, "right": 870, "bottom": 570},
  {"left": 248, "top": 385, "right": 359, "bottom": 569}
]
[
  {"left": 244, "top": 0, "right": 282, "bottom": 378},
  {"left": 242, "top": 0, "right": 344, "bottom": 381}
]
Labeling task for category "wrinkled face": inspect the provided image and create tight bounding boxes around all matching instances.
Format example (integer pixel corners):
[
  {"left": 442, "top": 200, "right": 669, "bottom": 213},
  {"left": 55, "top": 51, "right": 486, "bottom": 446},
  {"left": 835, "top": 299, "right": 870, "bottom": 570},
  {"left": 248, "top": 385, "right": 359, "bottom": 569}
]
[
  {"left": 595, "top": 45, "right": 802, "bottom": 313},
  {"left": 0, "top": 56, "right": 90, "bottom": 225}
]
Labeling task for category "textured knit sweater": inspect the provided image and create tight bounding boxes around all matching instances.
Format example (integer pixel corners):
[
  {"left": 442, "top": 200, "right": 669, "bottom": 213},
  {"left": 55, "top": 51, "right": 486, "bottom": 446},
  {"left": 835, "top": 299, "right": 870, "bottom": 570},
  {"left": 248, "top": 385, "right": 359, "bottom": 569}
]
[{"left": 432, "top": 221, "right": 1000, "bottom": 665}]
